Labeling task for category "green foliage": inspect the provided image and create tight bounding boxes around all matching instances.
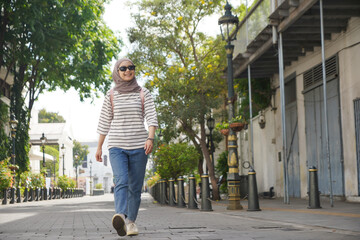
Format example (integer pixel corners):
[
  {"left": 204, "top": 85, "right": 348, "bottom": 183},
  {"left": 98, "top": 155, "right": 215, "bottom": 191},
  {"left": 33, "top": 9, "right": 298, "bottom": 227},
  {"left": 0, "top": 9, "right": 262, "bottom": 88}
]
[
  {"left": 153, "top": 143, "right": 199, "bottom": 180},
  {"left": 234, "top": 78, "right": 271, "bottom": 120},
  {"left": 0, "top": 158, "right": 13, "bottom": 189},
  {"left": 95, "top": 183, "right": 103, "bottom": 189},
  {"left": 28, "top": 172, "right": 45, "bottom": 188},
  {"left": 215, "top": 151, "right": 228, "bottom": 193},
  {"left": 43, "top": 145, "right": 59, "bottom": 177},
  {"left": 229, "top": 115, "right": 246, "bottom": 124},
  {"left": 19, "top": 171, "right": 31, "bottom": 187},
  {"left": 73, "top": 140, "right": 89, "bottom": 168},
  {"left": 57, "top": 175, "right": 75, "bottom": 190},
  {"left": 215, "top": 121, "right": 229, "bottom": 130},
  {"left": 1, "top": 0, "right": 121, "bottom": 137},
  {"left": 38, "top": 108, "right": 65, "bottom": 123},
  {"left": 146, "top": 172, "right": 161, "bottom": 188},
  {"left": 128, "top": 0, "right": 228, "bottom": 143}
]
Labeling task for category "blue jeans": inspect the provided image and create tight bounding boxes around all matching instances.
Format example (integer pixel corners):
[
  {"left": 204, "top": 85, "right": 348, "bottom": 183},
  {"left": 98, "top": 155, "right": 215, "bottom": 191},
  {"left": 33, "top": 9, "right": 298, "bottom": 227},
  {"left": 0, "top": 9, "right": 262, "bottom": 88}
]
[{"left": 109, "top": 147, "right": 148, "bottom": 222}]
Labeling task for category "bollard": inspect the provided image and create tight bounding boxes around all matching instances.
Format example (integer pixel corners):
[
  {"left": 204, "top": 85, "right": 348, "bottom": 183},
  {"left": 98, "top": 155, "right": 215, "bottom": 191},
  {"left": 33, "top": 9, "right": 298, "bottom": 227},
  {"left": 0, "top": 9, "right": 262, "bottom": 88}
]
[
  {"left": 35, "top": 188, "right": 39, "bottom": 201},
  {"left": 10, "top": 187, "right": 15, "bottom": 204},
  {"left": 168, "top": 178, "right": 177, "bottom": 206},
  {"left": 32, "top": 188, "right": 35, "bottom": 201},
  {"left": 188, "top": 174, "right": 198, "bottom": 209},
  {"left": 23, "top": 187, "right": 28, "bottom": 202},
  {"left": 48, "top": 188, "right": 52, "bottom": 200},
  {"left": 159, "top": 180, "right": 167, "bottom": 205},
  {"left": 247, "top": 169, "right": 261, "bottom": 211},
  {"left": 39, "top": 188, "right": 43, "bottom": 201},
  {"left": 154, "top": 182, "right": 160, "bottom": 202},
  {"left": 29, "top": 188, "right": 33, "bottom": 201},
  {"left": 200, "top": 174, "right": 212, "bottom": 211},
  {"left": 308, "top": 166, "right": 321, "bottom": 209},
  {"left": 177, "top": 176, "right": 186, "bottom": 208},
  {"left": 43, "top": 187, "right": 47, "bottom": 201},
  {"left": 2, "top": 188, "right": 7, "bottom": 205},
  {"left": 16, "top": 187, "right": 21, "bottom": 203}
]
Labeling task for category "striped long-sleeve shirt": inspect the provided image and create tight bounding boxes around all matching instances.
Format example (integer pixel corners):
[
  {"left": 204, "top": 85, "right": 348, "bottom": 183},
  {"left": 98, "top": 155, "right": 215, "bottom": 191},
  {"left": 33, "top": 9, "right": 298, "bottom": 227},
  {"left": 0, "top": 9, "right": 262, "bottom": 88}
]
[{"left": 97, "top": 87, "right": 158, "bottom": 150}]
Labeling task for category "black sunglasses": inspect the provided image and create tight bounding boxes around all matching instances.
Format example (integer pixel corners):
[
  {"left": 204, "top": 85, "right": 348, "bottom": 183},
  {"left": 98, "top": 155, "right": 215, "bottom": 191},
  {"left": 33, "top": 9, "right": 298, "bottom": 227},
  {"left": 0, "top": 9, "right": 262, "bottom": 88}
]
[{"left": 118, "top": 65, "right": 136, "bottom": 71}]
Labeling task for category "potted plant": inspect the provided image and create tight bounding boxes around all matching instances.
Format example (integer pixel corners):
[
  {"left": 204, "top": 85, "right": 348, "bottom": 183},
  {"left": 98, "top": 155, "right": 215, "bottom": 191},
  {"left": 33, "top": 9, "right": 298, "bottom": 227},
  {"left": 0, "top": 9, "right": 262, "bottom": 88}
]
[
  {"left": 215, "top": 122, "right": 230, "bottom": 136},
  {"left": 229, "top": 115, "right": 246, "bottom": 132}
]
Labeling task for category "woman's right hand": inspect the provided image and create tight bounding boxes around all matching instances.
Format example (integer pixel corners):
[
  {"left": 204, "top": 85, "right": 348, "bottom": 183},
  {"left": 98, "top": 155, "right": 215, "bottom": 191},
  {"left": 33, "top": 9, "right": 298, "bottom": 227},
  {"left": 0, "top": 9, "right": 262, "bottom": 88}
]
[
  {"left": 96, "top": 134, "right": 106, "bottom": 162},
  {"left": 96, "top": 148, "right": 103, "bottom": 162}
]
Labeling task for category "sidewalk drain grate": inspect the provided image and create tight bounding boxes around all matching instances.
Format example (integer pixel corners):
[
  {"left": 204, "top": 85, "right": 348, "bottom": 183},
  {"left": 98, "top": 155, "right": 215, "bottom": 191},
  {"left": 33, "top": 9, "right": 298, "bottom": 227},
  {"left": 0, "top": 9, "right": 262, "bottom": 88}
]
[
  {"left": 169, "top": 227, "right": 207, "bottom": 230},
  {"left": 252, "top": 226, "right": 301, "bottom": 232},
  {"left": 279, "top": 228, "right": 301, "bottom": 231},
  {"left": 253, "top": 226, "right": 282, "bottom": 229}
]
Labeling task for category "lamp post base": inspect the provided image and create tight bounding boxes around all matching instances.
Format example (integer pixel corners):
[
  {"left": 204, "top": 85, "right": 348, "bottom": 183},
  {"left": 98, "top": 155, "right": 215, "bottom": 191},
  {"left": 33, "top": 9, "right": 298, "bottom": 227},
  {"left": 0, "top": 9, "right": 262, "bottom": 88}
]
[{"left": 227, "top": 175, "right": 243, "bottom": 210}]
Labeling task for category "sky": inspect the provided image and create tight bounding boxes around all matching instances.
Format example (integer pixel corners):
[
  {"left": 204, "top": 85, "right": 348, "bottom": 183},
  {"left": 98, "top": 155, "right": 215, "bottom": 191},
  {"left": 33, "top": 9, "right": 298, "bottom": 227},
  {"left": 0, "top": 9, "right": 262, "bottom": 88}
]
[{"left": 34, "top": 0, "right": 243, "bottom": 143}]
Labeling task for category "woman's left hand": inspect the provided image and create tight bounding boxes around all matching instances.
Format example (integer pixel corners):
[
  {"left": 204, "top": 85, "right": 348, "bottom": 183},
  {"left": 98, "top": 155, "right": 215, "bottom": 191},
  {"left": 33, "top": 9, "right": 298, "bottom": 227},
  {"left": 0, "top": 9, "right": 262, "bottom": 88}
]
[{"left": 144, "top": 139, "right": 154, "bottom": 155}]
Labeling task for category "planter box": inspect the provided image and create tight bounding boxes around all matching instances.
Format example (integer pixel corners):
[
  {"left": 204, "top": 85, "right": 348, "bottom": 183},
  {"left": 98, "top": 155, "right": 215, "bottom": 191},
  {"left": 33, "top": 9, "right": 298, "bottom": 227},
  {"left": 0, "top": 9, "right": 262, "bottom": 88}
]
[{"left": 92, "top": 189, "right": 104, "bottom": 196}]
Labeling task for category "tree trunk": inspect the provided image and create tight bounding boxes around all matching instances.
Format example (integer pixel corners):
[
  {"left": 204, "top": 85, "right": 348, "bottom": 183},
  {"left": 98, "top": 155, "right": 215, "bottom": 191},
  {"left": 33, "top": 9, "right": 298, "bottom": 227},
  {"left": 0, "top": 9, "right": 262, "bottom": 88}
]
[
  {"left": 181, "top": 119, "right": 220, "bottom": 200},
  {"left": 199, "top": 122, "right": 220, "bottom": 200}
]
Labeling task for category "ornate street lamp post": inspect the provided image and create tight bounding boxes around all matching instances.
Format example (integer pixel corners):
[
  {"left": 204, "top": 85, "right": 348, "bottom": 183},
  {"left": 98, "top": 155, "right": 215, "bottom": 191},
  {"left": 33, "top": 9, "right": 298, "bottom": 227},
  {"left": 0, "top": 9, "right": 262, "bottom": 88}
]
[
  {"left": 75, "top": 154, "right": 79, "bottom": 188},
  {"left": 218, "top": 1, "right": 242, "bottom": 210},
  {"left": 61, "top": 144, "right": 66, "bottom": 176},
  {"left": 207, "top": 116, "right": 215, "bottom": 173},
  {"left": 9, "top": 115, "right": 18, "bottom": 166},
  {"left": 40, "top": 133, "right": 47, "bottom": 171},
  {"left": 40, "top": 133, "right": 47, "bottom": 201},
  {"left": 9, "top": 115, "right": 18, "bottom": 204},
  {"left": 89, "top": 159, "right": 93, "bottom": 196}
]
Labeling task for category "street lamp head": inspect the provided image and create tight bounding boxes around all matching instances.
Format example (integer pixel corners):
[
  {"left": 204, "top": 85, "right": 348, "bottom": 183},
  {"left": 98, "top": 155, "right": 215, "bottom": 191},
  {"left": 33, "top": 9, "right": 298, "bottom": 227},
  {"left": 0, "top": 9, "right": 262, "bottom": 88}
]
[
  {"left": 207, "top": 116, "right": 215, "bottom": 131},
  {"left": 9, "top": 114, "right": 18, "bottom": 132},
  {"left": 40, "top": 133, "right": 47, "bottom": 146},
  {"left": 61, "top": 143, "right": 66, "bottom": 155},
  {"left": 218, "top": 1, "right": 239, "bottom": 43}
]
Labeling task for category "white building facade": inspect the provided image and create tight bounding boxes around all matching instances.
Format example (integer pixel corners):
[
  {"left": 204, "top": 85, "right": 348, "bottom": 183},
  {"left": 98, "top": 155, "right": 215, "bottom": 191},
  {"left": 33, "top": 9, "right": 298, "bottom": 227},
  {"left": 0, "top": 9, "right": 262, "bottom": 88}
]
[{"left": 231, "top": 0, "right": 360, "bottom": 201}]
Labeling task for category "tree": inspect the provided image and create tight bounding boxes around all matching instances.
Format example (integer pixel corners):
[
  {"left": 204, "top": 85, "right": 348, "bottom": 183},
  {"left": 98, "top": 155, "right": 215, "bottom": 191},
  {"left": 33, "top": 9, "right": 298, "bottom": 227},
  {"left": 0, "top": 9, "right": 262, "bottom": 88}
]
[
  {"left": 0, "top": 0, "right": 121, "bottom": 173},
  {"left": 127, "top": 0, "right": 229, "bottom": 200},
  {"left": 153, "top": 143, "right": 199, "bottom": 180},
  {"left": 1, "top": 1, "right": 121, "bottom": 113},
  {"left": 38, "top": 108, "right": 66, "bottom": 123},
  {"left": 73, "top": 140, "right": 89, "bottom": 168},
  {"left": 43, "top": 145, "right": 59, "bottom": 179},
  {"left": 72, "top": 140, "right": 89, "bottom": 186}
]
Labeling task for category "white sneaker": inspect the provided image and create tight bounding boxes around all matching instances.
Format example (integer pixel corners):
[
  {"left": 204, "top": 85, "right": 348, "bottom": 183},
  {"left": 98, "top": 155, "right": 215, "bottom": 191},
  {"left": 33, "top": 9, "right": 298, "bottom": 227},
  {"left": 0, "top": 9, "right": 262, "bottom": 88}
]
[
  {"left": 112, "top": 214, "right": 127, "bottom": 236},
  {"left": 127, "top": 222, "right": 139, "bottom": 236}
]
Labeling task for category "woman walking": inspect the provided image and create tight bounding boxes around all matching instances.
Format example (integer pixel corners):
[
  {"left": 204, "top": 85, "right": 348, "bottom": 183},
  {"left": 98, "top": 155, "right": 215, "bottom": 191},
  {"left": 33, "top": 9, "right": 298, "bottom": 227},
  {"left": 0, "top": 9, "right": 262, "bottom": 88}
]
[{"left": 96, "top": 58, "right": 158, "bottom": 236}]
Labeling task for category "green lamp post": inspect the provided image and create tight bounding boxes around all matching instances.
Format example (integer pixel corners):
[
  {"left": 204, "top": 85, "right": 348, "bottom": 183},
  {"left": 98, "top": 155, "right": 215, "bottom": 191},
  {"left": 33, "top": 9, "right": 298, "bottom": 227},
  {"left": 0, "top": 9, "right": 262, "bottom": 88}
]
[{"left": 218, "top": 1, "right": 242, "bottom": 210}]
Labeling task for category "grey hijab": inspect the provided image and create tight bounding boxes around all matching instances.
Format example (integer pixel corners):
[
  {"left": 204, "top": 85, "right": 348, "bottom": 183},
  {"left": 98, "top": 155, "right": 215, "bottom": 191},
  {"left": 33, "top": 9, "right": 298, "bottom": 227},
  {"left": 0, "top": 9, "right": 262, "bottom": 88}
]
[{"left": 112, "top": 58, "right": 141, "bottom": 93}]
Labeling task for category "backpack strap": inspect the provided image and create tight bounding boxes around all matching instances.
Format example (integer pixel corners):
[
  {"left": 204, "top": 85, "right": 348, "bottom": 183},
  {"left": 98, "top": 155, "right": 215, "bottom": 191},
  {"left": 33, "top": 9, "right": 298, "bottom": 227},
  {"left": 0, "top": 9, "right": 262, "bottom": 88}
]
[
  {"left": 109, "top": 88, "right": 145, "bottom": 117},
  {"left": 110, "top": 89, "right": 114, "bottom": 114},
  {"left": 140, "top": 88, "right": 145, "bottom": 116}
]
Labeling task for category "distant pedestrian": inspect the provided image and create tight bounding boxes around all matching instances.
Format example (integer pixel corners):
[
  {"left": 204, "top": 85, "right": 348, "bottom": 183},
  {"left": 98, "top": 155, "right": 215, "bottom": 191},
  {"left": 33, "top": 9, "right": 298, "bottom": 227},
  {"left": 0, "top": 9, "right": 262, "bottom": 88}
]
[{"left": 96, "top": 57, "right": 158, "bottom": 236}]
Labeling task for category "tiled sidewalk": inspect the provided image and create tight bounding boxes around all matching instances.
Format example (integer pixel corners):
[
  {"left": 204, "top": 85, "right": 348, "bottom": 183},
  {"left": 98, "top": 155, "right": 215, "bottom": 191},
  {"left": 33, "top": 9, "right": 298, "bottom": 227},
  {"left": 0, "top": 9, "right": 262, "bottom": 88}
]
[{"left": 0, "top": 193, "right": 359, "bottom": 239}]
